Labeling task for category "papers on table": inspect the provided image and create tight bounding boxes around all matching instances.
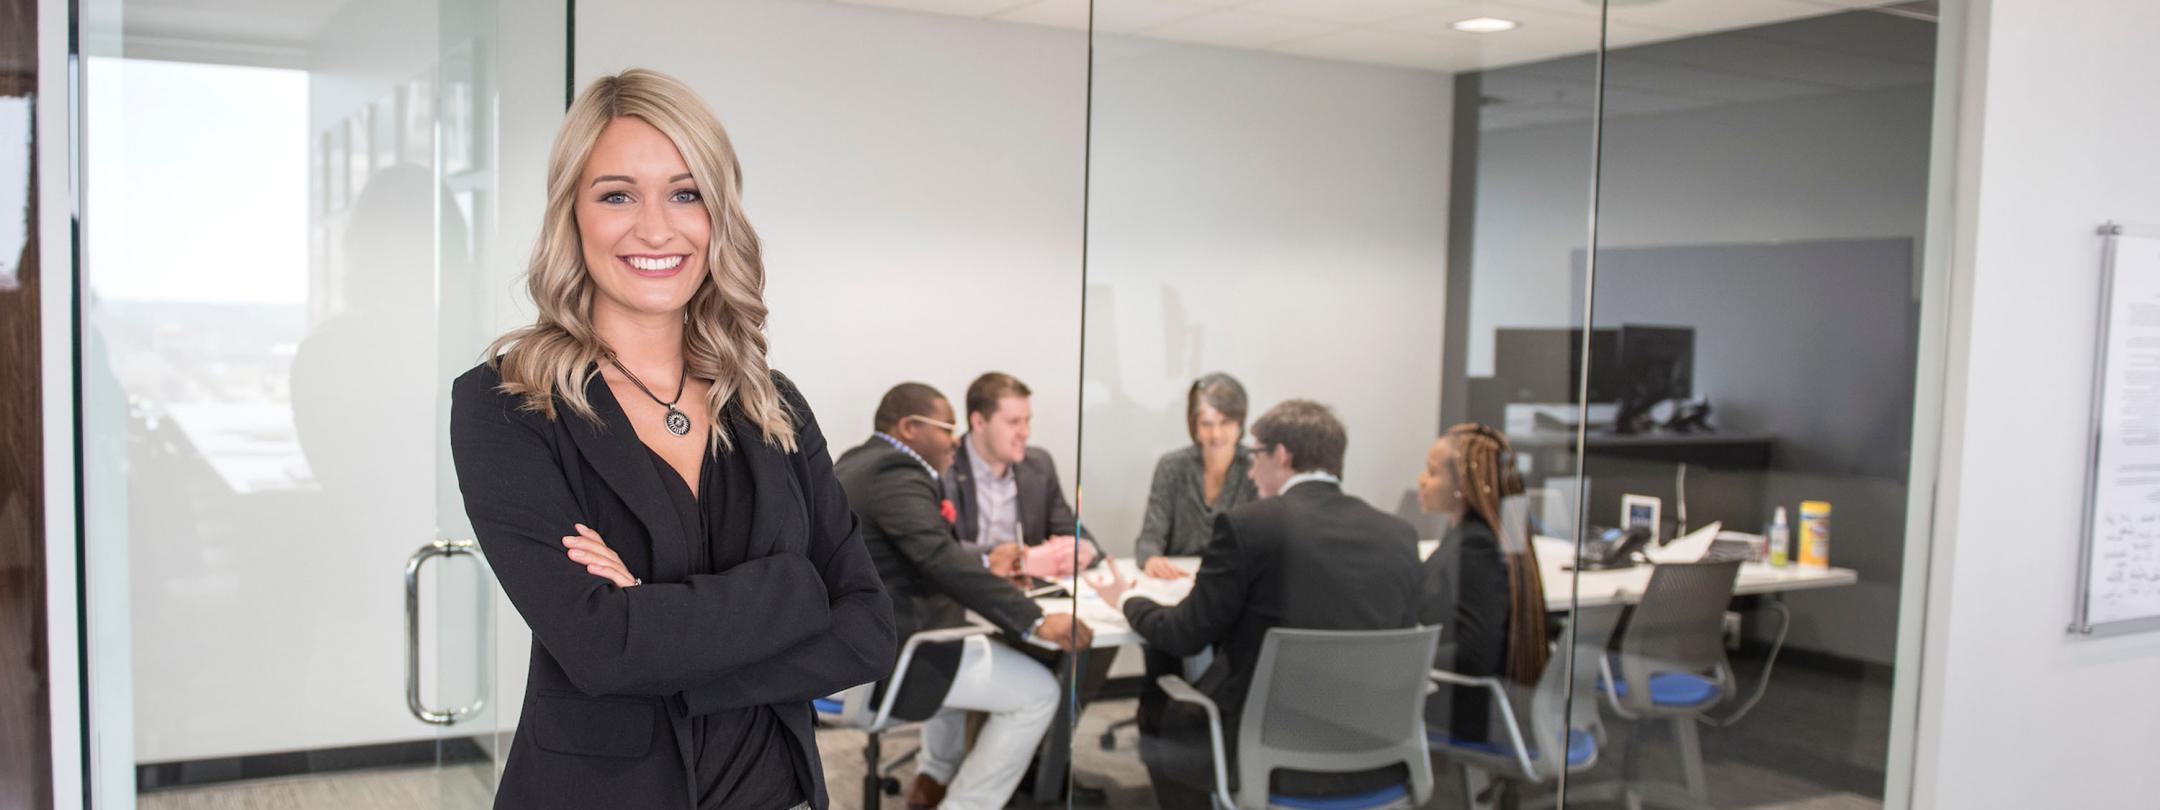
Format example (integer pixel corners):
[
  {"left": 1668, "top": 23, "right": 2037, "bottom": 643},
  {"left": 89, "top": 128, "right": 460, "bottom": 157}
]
[{"left": 1645, "top": 521, "right": 1722, "bottom": 564}]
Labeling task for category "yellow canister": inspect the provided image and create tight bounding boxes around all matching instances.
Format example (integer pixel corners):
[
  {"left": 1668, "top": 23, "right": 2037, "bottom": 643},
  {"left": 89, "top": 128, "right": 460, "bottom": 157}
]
[{"left": 1798, "top": 500, "right": 1831, "bottom": 570}]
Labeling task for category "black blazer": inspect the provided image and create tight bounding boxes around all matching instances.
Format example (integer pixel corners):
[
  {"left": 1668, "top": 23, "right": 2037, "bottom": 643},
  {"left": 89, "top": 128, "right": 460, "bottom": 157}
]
[
  {"left": 942, "top": 437, "right": 1091, "bottom": 556},
  {"left": 1124, "top": 480, "right": 1423, "bottom": 755},
  {"left": 834, "top": 438, "right": 1045, "bottom": 720},
  {"left": 449, "top": 363, "right": 896, "bottom": 810},
  {"left": 1419, "top": 515, "right": 1513, "bottom": 742}
]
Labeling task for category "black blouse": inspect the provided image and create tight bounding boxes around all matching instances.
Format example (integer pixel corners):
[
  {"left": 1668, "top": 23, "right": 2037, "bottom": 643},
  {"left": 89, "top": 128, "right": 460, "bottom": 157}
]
[
  {"left": 645, "top": 436, "right": 807, "bottom": 810},
  {"left": 1420, "top": 515, "right": 1514, "bottom": 743}
]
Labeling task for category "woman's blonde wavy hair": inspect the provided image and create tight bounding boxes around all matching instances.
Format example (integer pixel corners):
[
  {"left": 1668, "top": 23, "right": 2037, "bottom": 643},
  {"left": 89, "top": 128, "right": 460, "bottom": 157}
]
[{"left": 486, "top": 68, "right": 795, "bottom": 452}]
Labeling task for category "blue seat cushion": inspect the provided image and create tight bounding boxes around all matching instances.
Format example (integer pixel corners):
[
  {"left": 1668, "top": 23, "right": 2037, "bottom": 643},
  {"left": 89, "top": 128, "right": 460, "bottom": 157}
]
[
  {"left": 1604, "top": 671, "right": 1722, "bottom": 707},
  {"left": 1268, "top": 784, "right": 1409, "bottom": 810},
  {"left": 1428, "top": 728, "right": 1596, "bottom": 768},
  {"left": 812, "top": 698, "right": 845, "bottom": 715}
]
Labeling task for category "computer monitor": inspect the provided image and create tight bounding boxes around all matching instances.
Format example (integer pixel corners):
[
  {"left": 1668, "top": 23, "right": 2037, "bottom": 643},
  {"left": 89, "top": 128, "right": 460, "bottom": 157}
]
[
  {"left": 1493, "top": 328, "right": 1620, "bottom": 403},
  {"left": 1616, "top": 324, "right": 1694, "bottom": 404}
]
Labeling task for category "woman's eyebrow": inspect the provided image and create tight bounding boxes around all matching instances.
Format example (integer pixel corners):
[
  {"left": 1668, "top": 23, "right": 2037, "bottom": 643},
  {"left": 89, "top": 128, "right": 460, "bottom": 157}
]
[{"left": 587, "top": 173, "right": 694, "bottom": 187}]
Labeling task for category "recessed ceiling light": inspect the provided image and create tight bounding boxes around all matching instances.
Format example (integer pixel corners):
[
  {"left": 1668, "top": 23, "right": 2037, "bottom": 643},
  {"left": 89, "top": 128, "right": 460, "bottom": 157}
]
[{"left": 1452, "top": 17, "right": 1520, "bottom": 33}]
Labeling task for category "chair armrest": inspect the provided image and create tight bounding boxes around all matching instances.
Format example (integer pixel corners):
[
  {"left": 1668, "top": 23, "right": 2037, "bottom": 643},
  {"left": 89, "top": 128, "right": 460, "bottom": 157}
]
[
  {"left": 871, "top": 624, "right": 998, "bottom": 730},
  {"left": 1595, "top": 654, "right": 1643, "bottom": 720},
  {"left": 1158, "top": 675, "right": 1233, "bottom": 810},
  {"left": 1430, "top": 669, "right": 1537, "bottom": 778}
]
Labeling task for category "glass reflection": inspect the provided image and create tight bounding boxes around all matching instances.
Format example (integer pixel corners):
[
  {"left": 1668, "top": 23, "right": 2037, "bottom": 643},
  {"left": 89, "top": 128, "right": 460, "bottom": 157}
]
[
  {"left": 81, "top": 0, "right": 503, "bottom": 804},
  {"left": 1076, "top": 1, "right": 1605, "bottom": 807},
  {"left": 1564, "top": 5, "right": 1939, "bottom": 808}
]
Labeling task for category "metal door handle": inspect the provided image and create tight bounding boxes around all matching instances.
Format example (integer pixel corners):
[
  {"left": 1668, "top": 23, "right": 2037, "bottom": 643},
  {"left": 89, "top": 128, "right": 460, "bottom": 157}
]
[{"left": 406, "top": 539, "right": 487, "bottom": 725}]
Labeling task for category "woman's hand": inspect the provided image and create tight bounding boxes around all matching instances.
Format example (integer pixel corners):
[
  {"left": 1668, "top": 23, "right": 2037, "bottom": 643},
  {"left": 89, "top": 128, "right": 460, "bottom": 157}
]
[
  {"left": 563, "top": 524, "right": 639, "bottom": 588},
  {"left": 1141, "top": 555, "right": 1190, "bottom": 580}
]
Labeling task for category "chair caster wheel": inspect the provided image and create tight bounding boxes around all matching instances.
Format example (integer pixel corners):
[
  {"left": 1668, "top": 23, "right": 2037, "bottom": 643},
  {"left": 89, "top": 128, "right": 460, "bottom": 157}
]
[{"left": 880, "top": 777, "right": 902, "bottom": 796}]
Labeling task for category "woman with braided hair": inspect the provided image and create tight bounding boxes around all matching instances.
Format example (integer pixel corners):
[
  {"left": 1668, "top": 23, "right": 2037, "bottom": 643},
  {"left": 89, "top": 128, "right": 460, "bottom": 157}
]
[{"left": 1415, "top": 423, "right": 1550, "bottom": 743}]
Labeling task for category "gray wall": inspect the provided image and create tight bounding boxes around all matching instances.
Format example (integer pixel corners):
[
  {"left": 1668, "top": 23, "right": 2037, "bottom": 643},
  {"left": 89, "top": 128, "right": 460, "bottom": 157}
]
[
  {"left": 1566, "top": 239, "right": 1920, "bottom": 664},
  {"left": 1079, "top": 36, "right": 1455, "bottom": 558}
]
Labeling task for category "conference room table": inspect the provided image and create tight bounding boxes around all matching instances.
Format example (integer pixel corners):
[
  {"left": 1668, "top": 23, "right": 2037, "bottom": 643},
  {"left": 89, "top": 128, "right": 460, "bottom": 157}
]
[
  {"left": 1013, "top": 536, "right": 1858, "bottom": 800},
  {"left": 1052, "top": 536, "right": 1859, "bottom": 647}
]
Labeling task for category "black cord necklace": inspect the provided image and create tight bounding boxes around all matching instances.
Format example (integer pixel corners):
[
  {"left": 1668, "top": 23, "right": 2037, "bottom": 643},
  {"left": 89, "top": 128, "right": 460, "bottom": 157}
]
[{"left": 607, "top": 355, "right": 693, "bottom": 437}]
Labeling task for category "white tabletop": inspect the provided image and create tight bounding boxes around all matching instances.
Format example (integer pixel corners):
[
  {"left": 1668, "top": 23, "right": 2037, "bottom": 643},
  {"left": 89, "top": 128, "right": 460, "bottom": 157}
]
[{"left": 1038, "top": 536, "right": 1859, "bottom": 648}]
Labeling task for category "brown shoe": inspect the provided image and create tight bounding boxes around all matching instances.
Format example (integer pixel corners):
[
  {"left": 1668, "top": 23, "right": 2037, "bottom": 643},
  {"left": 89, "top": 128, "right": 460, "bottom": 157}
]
[{"left": 905, "top": 774, "right": 947, "bottom": 810}]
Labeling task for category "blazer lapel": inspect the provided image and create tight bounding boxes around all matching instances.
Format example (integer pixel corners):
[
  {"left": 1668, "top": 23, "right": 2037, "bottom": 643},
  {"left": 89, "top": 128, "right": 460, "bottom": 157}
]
[
  {"left": 563, "top": 370, "right": 691, "bottom": 583},
  {"left": 728, "top": 405, "right": 809, "bottom": 559},
  {"left": 1015, "top": 453, "right": 1047, "bottom": 544},
  {"left": 948, "top": 437, "right": 979, "bottom": 542}
]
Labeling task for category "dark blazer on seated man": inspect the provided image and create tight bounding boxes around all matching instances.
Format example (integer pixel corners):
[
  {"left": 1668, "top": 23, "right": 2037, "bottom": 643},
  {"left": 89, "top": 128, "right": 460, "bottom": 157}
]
[
  {"left": 836, "top": 436, "right": 1048, "bottom": 720},
  {"left": 1096, "top": 400, "right": 1423, "bottom": 810},
  {"left": 943, "top": 436, "right": 1092, "bottom": 555}
]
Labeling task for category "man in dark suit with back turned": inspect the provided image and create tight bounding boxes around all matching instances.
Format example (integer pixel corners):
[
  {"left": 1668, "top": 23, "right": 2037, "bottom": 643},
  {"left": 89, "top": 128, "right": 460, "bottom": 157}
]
[
  {"left": 835, "top": 382, "right": 1093, "bottom": 810},
  {"left": 1088, "top": 400, "right": 1424, "bottom": 810}
]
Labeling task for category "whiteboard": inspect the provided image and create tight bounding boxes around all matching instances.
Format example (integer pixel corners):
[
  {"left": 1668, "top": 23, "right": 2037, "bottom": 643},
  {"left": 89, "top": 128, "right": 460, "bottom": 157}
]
[{"left": 2075, "top": 224, "right": 2160, "bottom": 636}]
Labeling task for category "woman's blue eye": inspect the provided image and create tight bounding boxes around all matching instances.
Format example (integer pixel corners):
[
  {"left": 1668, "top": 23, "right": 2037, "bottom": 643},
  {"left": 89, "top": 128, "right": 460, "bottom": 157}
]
[
  {"left": 599, "top": 191, "right": 631, "bottom": 204},
  {"left": 671, "top": 189, "right": 702, "bottom": 203}
]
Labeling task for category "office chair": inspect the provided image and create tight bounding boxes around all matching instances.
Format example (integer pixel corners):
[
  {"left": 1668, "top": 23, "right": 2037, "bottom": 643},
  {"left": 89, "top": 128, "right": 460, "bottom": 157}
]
[
  {"left": 1159, "top": 626, "right": 1441, "bottom": 810},
  {"left": 815, "top": 625, "right": 995, "bottom": 810},
  {"left": 1579, "top": 560, "right": 1743, "bottom": 810},
  {"left": 1428, "top": 604, "right": 1624, "bottom": 809}
]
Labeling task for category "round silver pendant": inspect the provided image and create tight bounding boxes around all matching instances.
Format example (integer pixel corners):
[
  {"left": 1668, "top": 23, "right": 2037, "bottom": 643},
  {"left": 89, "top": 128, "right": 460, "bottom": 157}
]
[{"left": 664, "top": 408, "right": 692, "bottom": 437}]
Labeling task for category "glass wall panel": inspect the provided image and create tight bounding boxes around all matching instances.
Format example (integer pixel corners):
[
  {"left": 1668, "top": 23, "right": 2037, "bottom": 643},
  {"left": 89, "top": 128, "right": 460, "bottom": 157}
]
[
  {"left": 1570, "top": 2, "right": 1942, "bottom": 807},
  {"left": 77, "top": 0, "right": 553, "bottom": 805},
  {"left": 1076, "top": 2, "right": 1605, "bottom": 808}
]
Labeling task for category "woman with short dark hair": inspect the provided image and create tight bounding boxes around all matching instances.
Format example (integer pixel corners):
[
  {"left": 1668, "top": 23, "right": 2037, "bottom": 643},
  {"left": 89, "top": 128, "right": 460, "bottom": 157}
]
[{"left": 1132, "top": 373, "right": 1258, "bottom": 579}]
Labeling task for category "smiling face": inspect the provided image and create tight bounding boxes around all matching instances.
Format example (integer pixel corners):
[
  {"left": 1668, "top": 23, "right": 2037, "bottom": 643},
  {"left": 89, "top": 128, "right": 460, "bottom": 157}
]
[
  {"left": 969, "top": 395, "right": 1032, "bottom": 468},
  {"left": 1193, "top": 402, "right": 1242, "bottom": 455},
  {"left": 575, "top": 117, "right": 711, "bottom": 323}
]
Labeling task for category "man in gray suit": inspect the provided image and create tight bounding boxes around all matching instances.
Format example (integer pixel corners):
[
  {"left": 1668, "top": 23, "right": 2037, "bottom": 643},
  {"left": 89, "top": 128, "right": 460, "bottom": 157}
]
[{"left": 943, "top": 372, "right": 1099, "bottom": 576}]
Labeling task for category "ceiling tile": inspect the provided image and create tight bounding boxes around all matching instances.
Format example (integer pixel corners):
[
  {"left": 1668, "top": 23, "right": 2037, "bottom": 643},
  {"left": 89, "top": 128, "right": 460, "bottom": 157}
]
[
  {"left": 1393, "top": 2, "right": 1673, "bottom": 57},
  {"left": 830, "top": 0, "right": 1936, "bottom": 77},
  {"left": 1791, "top": 0, "right": 1917, "bottom": 9},
  {"left": 836, "top": 0, "right": 1030, "bottom": 19},
  {"left": 1091, "top": 0, "right": 1221, "bottom": 34},
  {"left": 1601, "top": 0, "right": 1835, "bottom": 34},
  {"left": 1271, "top": 26, "right": 1552, "bottom": 72},
  {"left": 1481, "top": 0, "right": 1603, "bottom": 21},
  {"left": 1239, "top": 0, "right": 1476, "bottom": 26},
  {"left": 992, "top": 0, "right": 1091, "bottom": 30},
  {"left": 1143, "top": 10, "right": 1344, "bottom": 49}
]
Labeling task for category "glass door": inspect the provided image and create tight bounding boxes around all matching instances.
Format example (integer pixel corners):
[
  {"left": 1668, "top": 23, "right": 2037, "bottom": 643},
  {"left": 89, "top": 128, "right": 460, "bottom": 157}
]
[{"left": 73, "top": 0, "right": 554, "bottom": 804}]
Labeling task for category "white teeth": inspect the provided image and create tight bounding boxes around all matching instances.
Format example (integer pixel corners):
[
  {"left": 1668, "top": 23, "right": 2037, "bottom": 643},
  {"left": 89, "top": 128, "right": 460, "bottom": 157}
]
[{"left": 627, "top": 255, "right": 684, "bottom": 271}]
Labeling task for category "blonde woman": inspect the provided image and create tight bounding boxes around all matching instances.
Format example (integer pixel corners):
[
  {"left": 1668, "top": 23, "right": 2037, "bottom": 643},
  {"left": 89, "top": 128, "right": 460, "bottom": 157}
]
[{"left": 450, "top": 69, "right": 895, "bottom": 809}]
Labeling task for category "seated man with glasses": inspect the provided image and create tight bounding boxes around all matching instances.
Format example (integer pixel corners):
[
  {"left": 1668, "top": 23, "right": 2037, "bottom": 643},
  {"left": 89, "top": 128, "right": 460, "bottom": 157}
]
[{"left": 835, "top": 382, "right": 1094, "bottom": 810}]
